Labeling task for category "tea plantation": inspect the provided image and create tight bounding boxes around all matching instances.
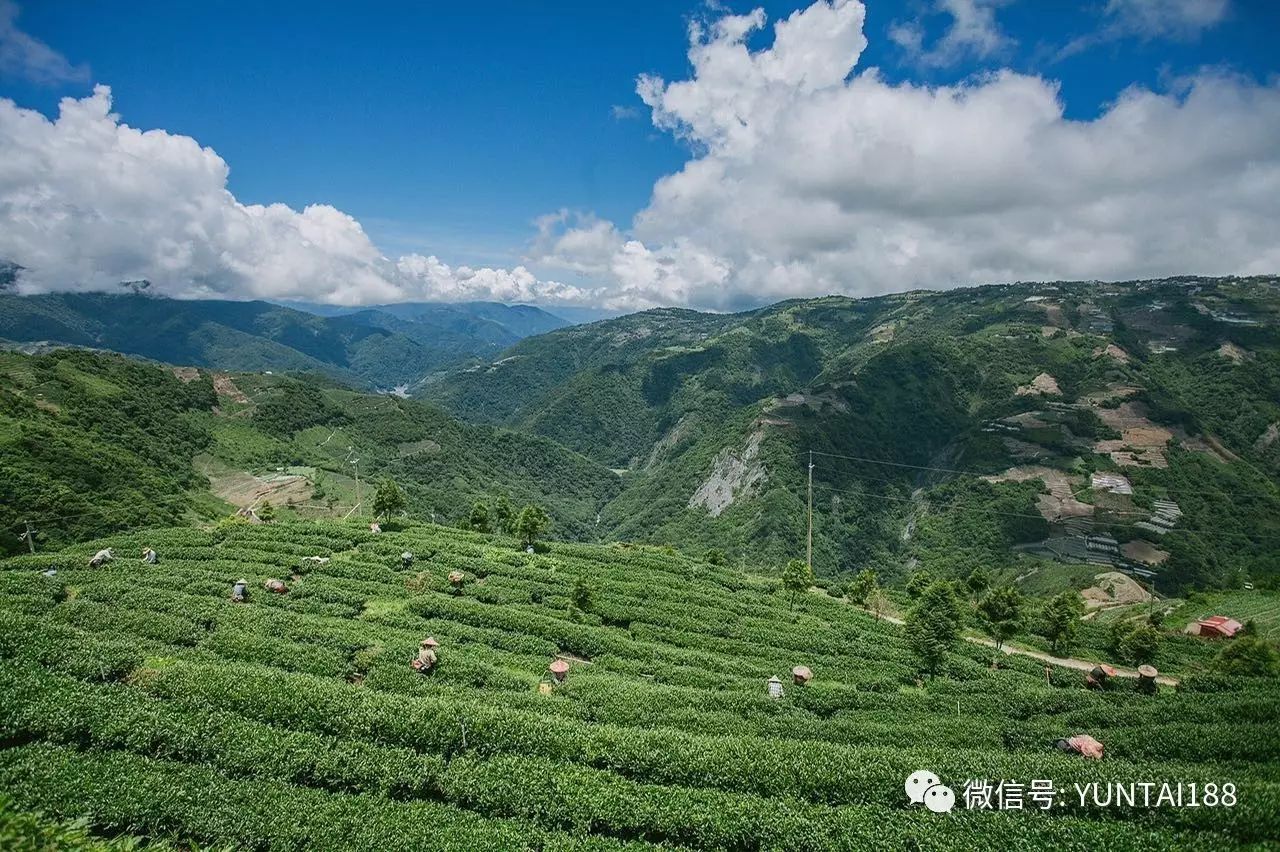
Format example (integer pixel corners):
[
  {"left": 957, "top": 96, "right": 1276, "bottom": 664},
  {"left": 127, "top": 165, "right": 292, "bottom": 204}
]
[{"left": 1, "top": 520, "right": 1277, "bottom": 850}]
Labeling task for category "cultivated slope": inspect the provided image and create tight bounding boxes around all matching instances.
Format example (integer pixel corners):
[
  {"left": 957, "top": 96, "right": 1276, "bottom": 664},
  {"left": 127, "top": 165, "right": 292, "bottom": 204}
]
[
  {"left": 426, "top": 277, "right": 1280, "bottom": 590},
  {"left": 0, "top": 350, "right": 618, "bottom": 555},
  {"left": 0, "top": 520, "right": 1276, "bottom": 849}
]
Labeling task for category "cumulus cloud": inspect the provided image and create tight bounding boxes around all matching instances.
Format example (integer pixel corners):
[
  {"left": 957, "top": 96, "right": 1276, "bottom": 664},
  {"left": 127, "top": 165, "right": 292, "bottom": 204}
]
[
  {"left": 0, "top": 86, "right": 599, "bottom": 305},
  {"left": 542, "top": 0, "right": 1280, "bottom": 310},
  {"left": 0, "top": 1, "right": 88, "bottom": 85},
  {"left": 890, "top": 0, "right": 1015, "bottom": 69}
]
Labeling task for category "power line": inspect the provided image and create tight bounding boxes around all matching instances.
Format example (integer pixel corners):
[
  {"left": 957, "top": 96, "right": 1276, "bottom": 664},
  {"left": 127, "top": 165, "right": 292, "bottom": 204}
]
[
  {"left": 800, "top": 448, "right": 1280, "bottom": 503},
  {"left": 801, "top": 479, "right": 1280, "bottom": 544}
]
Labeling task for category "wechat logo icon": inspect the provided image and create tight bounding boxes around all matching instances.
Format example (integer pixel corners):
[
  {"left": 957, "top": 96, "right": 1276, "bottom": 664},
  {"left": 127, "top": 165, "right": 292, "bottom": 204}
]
[{"left": 906, "top": 769, "right": 956, "bottom": 813}]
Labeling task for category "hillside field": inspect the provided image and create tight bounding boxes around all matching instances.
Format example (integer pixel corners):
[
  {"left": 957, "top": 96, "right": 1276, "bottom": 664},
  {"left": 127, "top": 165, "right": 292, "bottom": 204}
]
[{"left": 1, "top": 520, "right": 1277, "bottom": 850}]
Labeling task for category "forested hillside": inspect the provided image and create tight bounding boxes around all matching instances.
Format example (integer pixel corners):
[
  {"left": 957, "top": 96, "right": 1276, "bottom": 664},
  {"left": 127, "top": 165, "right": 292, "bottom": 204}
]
[
  {"left": 0, "top": 293, "right": 567, "bottom": 390},
  {"left": 426, "top": 277, "right": 1280, "bottom": 592},
  {"left": 0, "top": 350, "right": 618, "bottom": 555},
  {"left": 6, "top": 278, "right": 1279, "bottom": 595}
]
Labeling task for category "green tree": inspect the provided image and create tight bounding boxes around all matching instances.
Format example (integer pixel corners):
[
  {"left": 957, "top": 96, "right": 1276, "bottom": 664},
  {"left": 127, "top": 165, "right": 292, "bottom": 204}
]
[
  {"left": 1040, "top": 591, "right": 1084, "bottom": 655},
  {"left": 571, "top": 574, "right": 595, "bottom": 613},
  {"left": 1122, "top": 624, "right": 1162, "bottom": 665},
  {"left": 493, "top": 495, "right": 515, "bottom": 534},
  {"left": 977, "top": 585, "right": 1023, "bottom": 658},
  {"left": 1212, "top": 634, "right": 1279, "bottom": 678},
  {"left": 905, "top": 581, "right": 963, "bottom": 676},
  {"left": 905, "top": 570, "right": 934, "bottom": 600},
  {"left": 513, "top": 504, "right": 551, "bottom": 549},
  {"left": 371, "top": 478, "right": 406, "bottom": 521},
  {"left": 1106, "top": 618, "right": 1129, "bottom": 657},
  {"left": 703, "top": 548, "right": 728, "bottom": 566},
  {"left": 781, "top": 559, "right": 813, "bottom": 611},
  {"left": 965, "top": 568, "right": 991, "bottom": 602},
  {"left": 257, "top": 501, "right": 276, "bottom": 523},
  {"left": 868, "top": 588, "right": 890, "bottom": 621},
  {"left": 847, "top": 568, "right": 878, "bottom": 606},
  {"left": 468, "top": 501, "right": 492, "bottom": 533}
]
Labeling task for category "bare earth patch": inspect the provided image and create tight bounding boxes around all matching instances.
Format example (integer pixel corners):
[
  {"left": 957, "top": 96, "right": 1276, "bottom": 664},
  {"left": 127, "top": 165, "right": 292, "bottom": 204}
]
[
  {"left": 1092, "top": 344, "right": 1130, "bottom": 364},
  {"left": 1081, "top": 571, "right": 1153, "bottom": 610},
  {"left": 1015, "top": 373, "right": 1061, "bottom": 397},
  {"left": 171, "top": 366, "right": 201, "bottom": 383},
  {"left": 1217, "top": 342, "right": 1249, "bottom": 364},
  {"left": 201, "top": 456, "right": 314, "bottom": 510},
  {"left": 213, "top": 373, "right": 249, "bottom": 404},
  {"left": 1122, "top": 539, "right": 1170, "bottom": 565},
  {"left": 868, "top": 322, "right": 896, "bottom": 343},
  {"left": 1094, "top": 401, "right": 1171, "bottom": 445},
  {"left": 984, "top": 466, "right": 1092, "bottom": 521}
]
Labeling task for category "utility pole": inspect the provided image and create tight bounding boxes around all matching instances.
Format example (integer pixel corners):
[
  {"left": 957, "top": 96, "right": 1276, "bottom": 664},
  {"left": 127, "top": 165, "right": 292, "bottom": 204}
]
[
  {"left": 806, "top": 451, "right": 814, "bottom": 573},
  {"left": 21, "top": 520, "right": 35, "bottom": 554}
]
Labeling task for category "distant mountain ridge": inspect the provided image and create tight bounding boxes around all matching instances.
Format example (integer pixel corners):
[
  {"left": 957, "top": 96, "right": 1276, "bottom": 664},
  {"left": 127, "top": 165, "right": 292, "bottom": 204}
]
[
  {"left": 0, "top": 293, "right": 572, "bottom": 390},
  {"left": 424, "top": 276, "right": 1280, "bottom": 591}
]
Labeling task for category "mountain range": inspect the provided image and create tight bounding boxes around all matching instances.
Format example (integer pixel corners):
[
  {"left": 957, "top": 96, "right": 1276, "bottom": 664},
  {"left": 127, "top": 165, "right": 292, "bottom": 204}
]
[
  {"left": 422, "top": 276, "right": 1280, "bottom": 591},
  {"left": 3, "top": 277, "right": 1279, "bottom": 592},
  {"left": 0, "top": 293, "right": 575, "bottom": 390}
]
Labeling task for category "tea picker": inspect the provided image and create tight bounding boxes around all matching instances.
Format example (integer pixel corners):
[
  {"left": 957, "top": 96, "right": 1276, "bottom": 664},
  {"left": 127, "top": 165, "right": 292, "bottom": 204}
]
[
  {"left": 1054, "top": 733, "right": 1104, "bottom": 760},
  {"left": 412, "top": 637, "right": 440, "bottom": 673}
]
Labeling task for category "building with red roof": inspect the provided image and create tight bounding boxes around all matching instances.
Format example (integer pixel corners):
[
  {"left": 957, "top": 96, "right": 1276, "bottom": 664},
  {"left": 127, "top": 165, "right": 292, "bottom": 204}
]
[{"left": 1193, "top": 616, "right": 1243, "bottom": 638}]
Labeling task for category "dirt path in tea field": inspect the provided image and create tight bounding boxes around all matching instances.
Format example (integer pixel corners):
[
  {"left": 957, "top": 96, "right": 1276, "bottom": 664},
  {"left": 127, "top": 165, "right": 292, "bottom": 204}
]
[{"left": 828, "top": 591, "right": 1180, "bottom": 686}]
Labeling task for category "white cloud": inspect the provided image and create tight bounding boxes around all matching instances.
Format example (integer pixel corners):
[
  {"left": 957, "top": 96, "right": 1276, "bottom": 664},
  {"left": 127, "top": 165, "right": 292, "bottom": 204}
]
[
  {"left": 0, "top": 1, "right": 88, "bottom": 85},
  {"left": 533, "top": 210, "right": 624, "bottom": 276},
  {"left": 1057, "top": 0, "right": 1229, "bottom": 58},
  {"left": 542, "top": 0, "right": 1280, "bottom": 310},
  {"left": 1104, "top": 0, "right": 1229, "bottom": 40},
  {"left": 0, "top": 86, "right": 599, "bottom": 306},
  {"left": 890, "top": 0, "right": 1014, "bottom": 69},
  {"left": 1, "top": 0, "right": 1272, "bottom": 313}
]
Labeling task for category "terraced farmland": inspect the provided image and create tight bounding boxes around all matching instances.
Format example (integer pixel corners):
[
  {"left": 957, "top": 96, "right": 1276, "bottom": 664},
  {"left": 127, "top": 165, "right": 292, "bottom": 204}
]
[{"left": 1, "top": 521, "right": 1278, "bottom": 850}]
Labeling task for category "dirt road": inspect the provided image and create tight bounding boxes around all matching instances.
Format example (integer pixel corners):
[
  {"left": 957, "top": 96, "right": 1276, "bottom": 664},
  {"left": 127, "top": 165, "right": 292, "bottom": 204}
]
[{"left": 844, "top": 599, "right": 1179, "bottom": 686}]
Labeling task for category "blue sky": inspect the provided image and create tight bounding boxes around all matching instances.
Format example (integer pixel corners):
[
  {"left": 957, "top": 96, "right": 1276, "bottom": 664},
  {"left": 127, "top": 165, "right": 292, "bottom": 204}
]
[{"left": 2, "top": 1, "right": 1279, "bottom": 308}]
